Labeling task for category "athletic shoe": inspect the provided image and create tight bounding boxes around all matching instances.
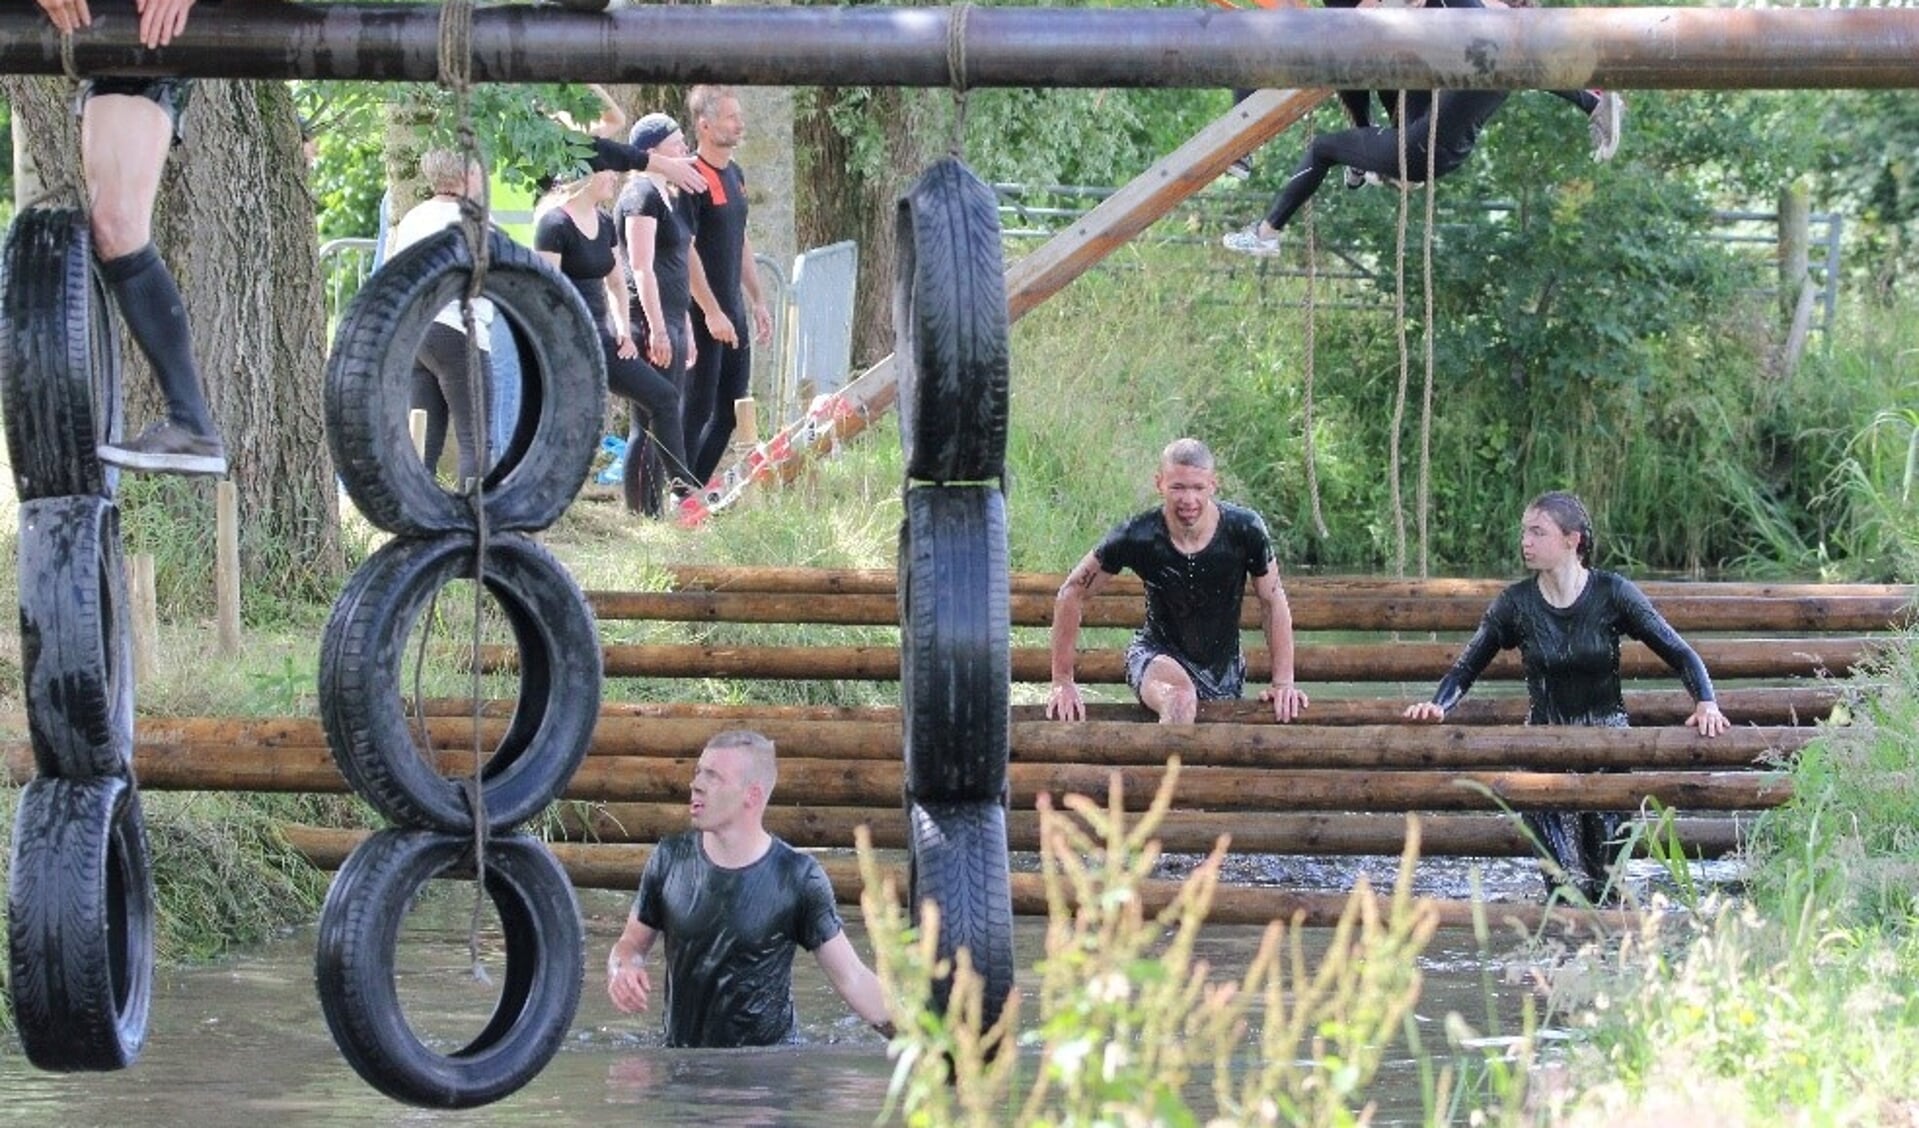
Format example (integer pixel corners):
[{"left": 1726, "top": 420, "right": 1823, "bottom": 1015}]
[
  {"left": 676, "top": 493, "right": 710, "bottom": 529},
  {"left": 98, "top": 421, "right": 228, "bottom": 477},
  {"left": 1221, "top": 225, "right": 1281, "bottom": 257},
  {"left": 1589, "top": 91, "right": 1623, "bottom": 162},
  {"left": 1343, "top": 166, "right": 1370, "bottom": 190},
  {"left": 1224, "top": 156, "right": 1253, "bottom": 181}
]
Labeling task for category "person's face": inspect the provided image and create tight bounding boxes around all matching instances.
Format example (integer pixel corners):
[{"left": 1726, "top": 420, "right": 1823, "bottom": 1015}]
[
  {"left": 689, "top": 746, "right": 757, "bottom": 832},
  {"left": 1154, "top": 462, "right": 1218, "bottom": 531},
  {"left": 464, "top": 164, "right": 486, "bottom": 200},
  {"left": 656, "top": 130, "right": 688, "bottom": 159},
  {"left": 698, "top": 96, "right": 746, "bottom": 149},
  {"left": 588, "top": 168, "right": 620, "bottom": 203},
  {"left": 1519, "top": 507, "right": 1580, "bottom": 571}
]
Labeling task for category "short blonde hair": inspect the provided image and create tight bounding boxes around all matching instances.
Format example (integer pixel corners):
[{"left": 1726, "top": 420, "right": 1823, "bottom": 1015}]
[
  {"left": 687, "top": 84, "right": 738, "bottom": 125},
  {"left": 419, "top": 149, "right": 476, "bottom": 197},
  {"left": 705, "top": 730, "right": 777, "bottom": 794},
  {"left": 1160, "top": 437, "right": 1216, "bottom": 472}
]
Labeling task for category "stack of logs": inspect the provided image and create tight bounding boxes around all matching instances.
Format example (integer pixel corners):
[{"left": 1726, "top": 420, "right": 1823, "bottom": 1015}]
[{"left": 4, "top": 568, "right": 1905, "bottom": 929}]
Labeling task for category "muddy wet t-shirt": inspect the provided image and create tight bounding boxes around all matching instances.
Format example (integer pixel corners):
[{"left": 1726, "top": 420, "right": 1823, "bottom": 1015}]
[
  {"left": 1093, "top": 502, "right": 1275, "bottom": 687},
  {"left": 1430, "top": 570, "right": 1717, "bottom": 725},
  {"left": 634, "top": 832, "right": 843, "bottom": 1048}
]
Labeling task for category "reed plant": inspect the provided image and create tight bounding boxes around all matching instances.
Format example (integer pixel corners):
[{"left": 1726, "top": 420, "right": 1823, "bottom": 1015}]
[{"left": 858, "top": 761, "right": 1533, "bottom": 1127}]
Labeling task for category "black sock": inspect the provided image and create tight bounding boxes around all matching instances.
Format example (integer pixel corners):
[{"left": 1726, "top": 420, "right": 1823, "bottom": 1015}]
[{"left": 98, "top": 244, "right": 215, "bottom": 435}]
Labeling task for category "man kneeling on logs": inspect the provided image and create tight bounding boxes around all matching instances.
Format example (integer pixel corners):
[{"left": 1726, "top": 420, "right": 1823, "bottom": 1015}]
[{"left": 1047, "top": 437, "right": 1309, "bottom": 725}]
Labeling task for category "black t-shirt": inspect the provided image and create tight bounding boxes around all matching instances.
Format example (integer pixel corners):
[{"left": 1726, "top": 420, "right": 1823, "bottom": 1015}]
[
  {"left": 682, "top": 156, "right": 750, "bottom": 320},
  {"left": 633, "top": 831, "right": 844, "bottom": 1048},
  {"left": 615, "top": 178, "right": 693, "bottom": 336},
  {"left": 534, "top": 206, "right": 616, "bottom": 334},
  {"left": 1431, "top": 570, "right": 1718, "bottom": 726},
  {"left": 1093, "top": 502, "right": 1276, "bottom": 685}
]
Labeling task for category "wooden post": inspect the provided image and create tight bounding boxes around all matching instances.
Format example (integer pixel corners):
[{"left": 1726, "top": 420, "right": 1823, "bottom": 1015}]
[
  {"left": 128, "top": 553, "right": 158, "bottom": 684},
  {"left": 733, "top": 397, "right": 759, "bottom": 448},
  {"left": 215, "top": 481, "right": 242, "bottom": 655},
  {"left": 1778, "top": 178, "right": 1810, "bottom": 325},
  {"left": 409, "top": 407, "right": 428, "bottom": 461}
]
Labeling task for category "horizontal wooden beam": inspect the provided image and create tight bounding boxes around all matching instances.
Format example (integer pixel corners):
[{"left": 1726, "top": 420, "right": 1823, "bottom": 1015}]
[
  {"left": 583, "top": 588, "right": 1911, "bottom": 633},
  {"left": 506, "top": 636, "right": 1873, "bottom": 683},
  {"left": 280, "top": 825, "right": 1639, "bottom": 933},
  {"left": 4, "top": 7, "right": 1918, "bottom": 89}
]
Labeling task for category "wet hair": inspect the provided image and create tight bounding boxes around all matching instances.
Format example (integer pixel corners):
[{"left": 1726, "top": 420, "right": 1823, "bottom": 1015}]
[
  {"left": 705, "top": 729, "right": 777, "bottom": 794},
  {"left": 687, "top": 84, "right": 738, "bottom": 125},
  {"left": 419, "top": 148, "right": 476, "bottom": 197},
  {"left": 1527, "top": 490, "right": 1594, "bottom": 566},
  {"left": 1160, "top": 437, "right": 1216, "bottom": 473}
]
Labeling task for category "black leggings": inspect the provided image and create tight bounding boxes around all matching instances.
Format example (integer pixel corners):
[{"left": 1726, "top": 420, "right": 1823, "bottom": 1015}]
[
  {"left": 684, "top": 314, "right": 752, "bottom": 486},
  {"left": 603, "top": 330, "right": 690, "bottom": 514},
  {"left": 411, "top": 323, "right": 491, "bottom": 481}
]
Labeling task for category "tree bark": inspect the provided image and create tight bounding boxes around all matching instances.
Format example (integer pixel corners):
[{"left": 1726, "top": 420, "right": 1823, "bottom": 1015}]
[
  {"left": 4, "top": 76, "right": 343, "bottom": 599},
  {"left": 794, "top": 82, "right": 942, "bottom": 366}
]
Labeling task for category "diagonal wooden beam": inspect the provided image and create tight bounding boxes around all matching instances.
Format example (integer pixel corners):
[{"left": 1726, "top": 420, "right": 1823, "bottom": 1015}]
[{"left": 709, "top": 87, "right": 1326, "bottom": 509}]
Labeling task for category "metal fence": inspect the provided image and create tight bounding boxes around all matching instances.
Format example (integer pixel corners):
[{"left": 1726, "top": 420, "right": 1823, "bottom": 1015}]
[{"left": 993, "top": 182, "right": 1845, "bottom": 331}]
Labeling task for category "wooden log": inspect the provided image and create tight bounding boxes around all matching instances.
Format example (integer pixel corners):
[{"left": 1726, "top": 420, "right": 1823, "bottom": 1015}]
[
  {"left": 542, "top": 637, "right": 1876, "bottom": 683},
  {"left": 278, "top": 824, "right": 1638, "bottom": 934},
  {"left": 582, "top": 588, "right": 1913, "bottom": 633},
  {"left": 113, "top": 715, "right": 1811, "bottom": 771},
  {"left": 9, "top": 740, "right": 1787, "bottom": 812},
  {"left": 547, "top": 802, "right": 1748, "bottom": 859},
  {"left": 129, "top": 553, "right": 158, "bottom": 685},
  {"left": 215, "top": 480, "right": 243, "bottom": 656},
  {"left": 405, "top": 685, "right": 1842, "bottom": 727}
]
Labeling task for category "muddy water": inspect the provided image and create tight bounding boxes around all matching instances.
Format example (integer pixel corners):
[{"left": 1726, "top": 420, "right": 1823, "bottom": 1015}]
[{"left": 0, "top": 878, "right": 1552, "bottom": 1128}]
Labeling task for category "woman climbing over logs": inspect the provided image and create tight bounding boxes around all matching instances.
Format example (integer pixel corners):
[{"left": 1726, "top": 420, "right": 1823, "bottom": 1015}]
[{"left": 1403, "top": 491, "right": 1729, "bottom": 904}]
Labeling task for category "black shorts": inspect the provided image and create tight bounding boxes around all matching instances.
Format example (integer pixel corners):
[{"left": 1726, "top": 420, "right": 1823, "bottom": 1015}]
[
  {"left": 75, "top": 77, "right": 193, "bottom": 145},
  {"left": 1123, "top": 640, "right": 1246, "bottom": 702}
]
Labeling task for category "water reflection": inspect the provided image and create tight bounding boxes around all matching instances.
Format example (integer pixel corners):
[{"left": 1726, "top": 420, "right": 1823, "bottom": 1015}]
[{"left": 0, "top": 883, "right": 1550, "bottom": 1127}]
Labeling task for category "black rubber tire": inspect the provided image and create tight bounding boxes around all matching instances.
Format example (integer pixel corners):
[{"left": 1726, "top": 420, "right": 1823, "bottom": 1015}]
[
  {"left": 907, "top": 799, "right": 1015, "bottom": 1033},
  {"left": 314, "top": 829, "right": 584, "bottom": 1109},
  {"left": 893, "top": 157, "right": 1011, "bottom": 485},
  {"left": 899, "top": 484, "right": 1010, "bottom": 803},
  {"left": 318, "top": 532, "right": 602, "bottom": 833},
  {"left": 7, "top": 775, "right": 155, "bottom": 1072},
  {"left": 16, "top": 495, "right": 134, "bottom": 779},
  {"left": 0, "top": 208, "right": 123, "bottom": 501},
  {"left": 326, "top": 226, "right": 604, "bottom": 536}
]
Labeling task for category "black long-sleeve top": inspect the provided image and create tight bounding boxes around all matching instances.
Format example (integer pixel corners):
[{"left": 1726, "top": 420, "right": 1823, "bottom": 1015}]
[{"left": 1430, "top": 570, "right": 1717, "bottom": 726}]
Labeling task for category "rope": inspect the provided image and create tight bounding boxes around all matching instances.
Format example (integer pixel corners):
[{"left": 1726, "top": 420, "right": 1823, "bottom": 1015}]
[
  {"left": 946, "top": 3, "right": 972, "bottom": 156},
  {"left": 1300, "top": 120, "right": 1329, "bottom": 542},
  {"left": 439, "top": 0, "right": 495, "bottom": 985},
  {"left": 59, "top": 31, "right": 81, "bottom": 83},
  {"left": 1387, "top": 92, "right": 1411, "bottom": 579},
  {"left": 1417, "top": 104, "right": 1439, "bottom": 579}
]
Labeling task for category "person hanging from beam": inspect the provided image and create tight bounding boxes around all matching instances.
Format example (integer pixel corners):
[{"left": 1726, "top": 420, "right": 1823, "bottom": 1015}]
[
  {"left": 1221, "top": 0, "right": 1623, "bottom": 256},
  {"left": 1047, "top": 437, "right": 1309, "bottom": 725},
  {"left": 36, "top": 0, "right": 227, "bottom": 475}
]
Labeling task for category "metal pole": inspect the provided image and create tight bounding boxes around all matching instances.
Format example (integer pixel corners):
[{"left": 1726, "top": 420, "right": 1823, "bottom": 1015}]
[{"left": 1, "top": 5, "right": 1917, "bottom": 89}]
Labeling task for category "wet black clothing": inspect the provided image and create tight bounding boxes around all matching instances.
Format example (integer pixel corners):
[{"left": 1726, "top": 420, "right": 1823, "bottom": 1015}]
[
  {"left": 1427, "top": 570, "right": 1717, "bottom": 900},
  {"left": 615, "top": 177, "right": 699, "bottom": 505},
  {"left": 98, "top": 245, "right": 213, "bottom": 436},
  {"left": 683, "top": 157, "right": 753, "bottom": 484},
  {"left": 634, "top": 832, "right": 844, "bottom": 1048},
  {"left": 1094, "top": 503, "right": 1276, "bottom": 694},
  {"left": 1429, "top": 570, "right": 1716, "bottom": 725}
]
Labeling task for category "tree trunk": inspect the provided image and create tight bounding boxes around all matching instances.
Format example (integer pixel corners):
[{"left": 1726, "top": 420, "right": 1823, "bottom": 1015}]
[
  {"left": 795, "top": 84, "right": 943, "bottom": 367},
  {"left": 5, "top": 76, "right": 344, "bottom": 600}
]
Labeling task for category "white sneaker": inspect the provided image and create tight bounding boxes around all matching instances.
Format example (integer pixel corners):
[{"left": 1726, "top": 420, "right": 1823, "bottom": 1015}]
[
  {"left": 1221, "top": 225, "right": 1281, "bottom": 257},
  {"left": 1589, "top": 91, "right": 1623, "bottom": 162}
]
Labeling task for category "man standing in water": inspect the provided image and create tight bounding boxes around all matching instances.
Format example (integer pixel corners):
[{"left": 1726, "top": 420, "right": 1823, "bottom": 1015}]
[
  {"left": 605, "top": 730, "right": 894, "bottom": 1047},
  {"left": 1047, "top": 437, "right": 1309, "bottom": 725},
  {"left": 681, "top": 85, "right": 774, "bottom": 493}
]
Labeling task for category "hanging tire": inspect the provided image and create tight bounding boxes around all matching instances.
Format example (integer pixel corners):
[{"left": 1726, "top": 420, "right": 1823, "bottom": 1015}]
[
  {"left": 0, "top": 208, "right": 124, "bottom": 501},
  {"left": 16, "top": 494, "right": 134, "bottom": 779},
  {"left": 327, "top": 226, "right": 604, "bottom": 537},
  {"left": 893, "top": 157, "right": 1010, "bottom": 485},
  {"left": 315, "top": 829, "right": 583, "bottom": 1109},
  {"left": 7, "top": 775, "right": 155, "bottom": 1072},
  {"left": 318, "top": 531, "right": 601, "bottom": 834},
  {"left": 899, "top": 484, "right": 1010, "bottom": 803},
  {"left": 907, "top": 798, "right": 1015, "bottom": 1033}
]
